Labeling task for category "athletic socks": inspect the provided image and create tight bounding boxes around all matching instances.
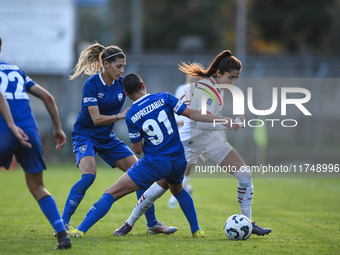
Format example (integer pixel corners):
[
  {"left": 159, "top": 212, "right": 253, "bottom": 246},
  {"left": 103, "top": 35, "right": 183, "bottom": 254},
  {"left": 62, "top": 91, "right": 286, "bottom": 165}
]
[
  {"left": 233, "top": 166, "right": 253, "bottom": 221},
  {"left": 62, "top": 174, "right": 95, "bottom": 224},
  {"left": 127, "top": 183, "right": 167, "bottom": 227},
  {"left": 38, "top": 196, "right": 65, "bottom": 234},
  {"left": 77, "top": 193, "right": 115, "bottom": 233},
  {"left": 136, "top": 188, "right": 158, "bottom": 227},
  {"left": 183, "top": 175, "right": 190, "bottom": 189},
  {"left": 175, "top": 189, "right": 200, "bottom": 233}
]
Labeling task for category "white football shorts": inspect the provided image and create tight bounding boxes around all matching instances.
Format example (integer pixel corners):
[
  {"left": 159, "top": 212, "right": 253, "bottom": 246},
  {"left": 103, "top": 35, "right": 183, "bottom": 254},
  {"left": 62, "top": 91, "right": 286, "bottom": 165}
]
[{"left": 182, "top": 131, "right": 233, "bottom": 165}]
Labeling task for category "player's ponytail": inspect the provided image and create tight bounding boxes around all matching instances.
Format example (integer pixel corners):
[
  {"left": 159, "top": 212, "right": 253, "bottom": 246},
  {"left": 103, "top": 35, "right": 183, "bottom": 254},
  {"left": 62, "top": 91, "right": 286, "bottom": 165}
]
[
  {"left": 69, "top": 43, "right": 125, "bottom": 80},
  {"left": 178, "top": 50, "right": 241, "bottom": 79}
]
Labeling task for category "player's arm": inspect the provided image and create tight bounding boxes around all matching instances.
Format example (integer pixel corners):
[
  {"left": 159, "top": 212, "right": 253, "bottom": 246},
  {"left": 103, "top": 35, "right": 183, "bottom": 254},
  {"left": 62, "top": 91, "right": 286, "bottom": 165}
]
[
  {"left": 88, "top": 105, "right": 130, "bottom": 126},
  {"left": 132, "top": 141, "right": 143, "bottom": 155},
  {"left": 181, "top": 107, "right": 241, "bottom": 132},
  {"left": 28, "top": 84, "right": 66, "bottom": 150},
  {"left": 0, "top": 92, "right": 31, "bottom": 148}
]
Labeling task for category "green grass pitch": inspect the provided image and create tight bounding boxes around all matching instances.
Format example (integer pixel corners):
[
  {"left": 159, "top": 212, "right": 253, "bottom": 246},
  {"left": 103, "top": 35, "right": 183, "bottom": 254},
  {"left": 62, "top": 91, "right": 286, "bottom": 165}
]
[{"left": 0, "top": 164, "right": 339, "bottom": 255}]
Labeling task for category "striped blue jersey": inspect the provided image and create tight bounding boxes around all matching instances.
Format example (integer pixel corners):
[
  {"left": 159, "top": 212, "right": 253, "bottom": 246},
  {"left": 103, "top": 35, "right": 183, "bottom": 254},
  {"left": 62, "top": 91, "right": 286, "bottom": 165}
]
[
  {"left": 125, "top": 92, "right": 187, "bottom": 163},
  {"left": 0, "top": 61, "right": 37, "bottom": 132},
  {"left": 72, "top": 74, "right": 126, "bottom": 139}
]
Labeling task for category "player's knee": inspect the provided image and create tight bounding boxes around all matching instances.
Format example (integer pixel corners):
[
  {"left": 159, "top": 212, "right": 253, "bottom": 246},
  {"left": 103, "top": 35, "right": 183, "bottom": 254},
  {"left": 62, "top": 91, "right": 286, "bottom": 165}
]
[{"left": 233, "top": 165, "right": 252, "bottom": 187}]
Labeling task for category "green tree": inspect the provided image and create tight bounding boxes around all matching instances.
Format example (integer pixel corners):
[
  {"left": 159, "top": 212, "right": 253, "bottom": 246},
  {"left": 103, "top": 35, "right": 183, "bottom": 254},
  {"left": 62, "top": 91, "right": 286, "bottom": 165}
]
[{"left": 250, "top": 0, "right": 335, "bottom": 53}]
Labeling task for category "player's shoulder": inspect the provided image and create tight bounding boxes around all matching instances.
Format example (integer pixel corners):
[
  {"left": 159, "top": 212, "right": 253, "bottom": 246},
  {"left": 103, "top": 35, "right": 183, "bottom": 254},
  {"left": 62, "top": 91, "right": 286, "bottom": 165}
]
[
  {"left": 0, "top": 61, "right": 21, "bottom": 72},
  {"left": 83, "top": 74, "right": 102, "bottom": 89}
]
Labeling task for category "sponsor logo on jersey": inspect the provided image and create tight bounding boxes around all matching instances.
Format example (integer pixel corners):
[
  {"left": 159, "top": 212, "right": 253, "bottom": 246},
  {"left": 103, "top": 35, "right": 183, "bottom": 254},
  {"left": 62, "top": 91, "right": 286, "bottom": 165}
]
[
  {"left": 83, "top": 97, "right": 97, "bottom": 103},
  {"left": 97, "top": 92, "right": 104, "bottom": 98}
]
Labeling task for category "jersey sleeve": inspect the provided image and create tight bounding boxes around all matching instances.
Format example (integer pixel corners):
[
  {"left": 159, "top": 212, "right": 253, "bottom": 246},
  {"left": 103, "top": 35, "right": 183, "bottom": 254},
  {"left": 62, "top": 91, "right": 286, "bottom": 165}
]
[
  {"left": 22, "top": 71, "right": 36, "bottom": 90},
  {"left": 125, "top": 113, "right": 142, "bottom": 143},
  {"left": 165, "top": 92, "right": 187, "bottom": 115},
  {"left": 82, "top": 81, "right": 98, "bottom": 107}
]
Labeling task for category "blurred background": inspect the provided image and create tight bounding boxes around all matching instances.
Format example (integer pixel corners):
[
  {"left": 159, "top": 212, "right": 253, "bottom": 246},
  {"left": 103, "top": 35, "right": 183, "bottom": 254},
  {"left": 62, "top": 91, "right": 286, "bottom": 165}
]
[{"left": 0, "top": 0, "right": 339, "bottom": 168}]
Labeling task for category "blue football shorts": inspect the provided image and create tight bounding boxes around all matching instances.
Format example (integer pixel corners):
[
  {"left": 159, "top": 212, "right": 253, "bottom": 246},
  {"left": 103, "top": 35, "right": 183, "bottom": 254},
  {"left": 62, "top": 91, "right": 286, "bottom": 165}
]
[
  {"left": 72, "top": 134, "right": 134, "bottom": 168},
  {"left": 127, "top": 155, "right": 187, "bottom": 189},
  {"left": 0, "top": 127, "right": 46, "bottom": 174}
]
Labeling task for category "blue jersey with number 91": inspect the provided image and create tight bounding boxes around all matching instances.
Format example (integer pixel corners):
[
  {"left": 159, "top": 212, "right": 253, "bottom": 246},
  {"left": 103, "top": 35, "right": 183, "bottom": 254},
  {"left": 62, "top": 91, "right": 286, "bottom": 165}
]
[
  {"left": 126, "top": 92, "right": 187, "bottom": 163},
  {"left": 0, "top": 61, "right": 37, "bottom": 132}
]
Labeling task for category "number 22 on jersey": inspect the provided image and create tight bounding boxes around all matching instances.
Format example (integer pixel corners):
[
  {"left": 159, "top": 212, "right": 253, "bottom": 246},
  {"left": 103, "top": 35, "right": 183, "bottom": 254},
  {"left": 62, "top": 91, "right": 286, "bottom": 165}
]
[{"left": 0, "top": 71, "right": 29, "bottom": 100}]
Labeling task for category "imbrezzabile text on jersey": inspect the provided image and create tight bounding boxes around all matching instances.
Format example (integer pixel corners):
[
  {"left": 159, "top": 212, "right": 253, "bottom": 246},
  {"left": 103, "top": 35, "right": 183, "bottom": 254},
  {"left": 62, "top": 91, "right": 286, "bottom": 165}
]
[
  {"left": 72, "top": 74, "right": 126, "bottom": 139},
  {"left": 0, "top": 61, "right": 37, "bottom": 132},
  {"left": 125, "top": 92, "right": 187, "bottom": 163}
]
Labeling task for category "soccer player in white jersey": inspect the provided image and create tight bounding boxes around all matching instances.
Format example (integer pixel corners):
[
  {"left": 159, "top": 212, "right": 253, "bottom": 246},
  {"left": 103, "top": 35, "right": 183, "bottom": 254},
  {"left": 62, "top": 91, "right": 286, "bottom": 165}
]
[
  {"left": 117, "top": 50, "right": 271, "bottom": 236},
  {"left": 67, "top": 73, "right": 237, "bottom": 237}
]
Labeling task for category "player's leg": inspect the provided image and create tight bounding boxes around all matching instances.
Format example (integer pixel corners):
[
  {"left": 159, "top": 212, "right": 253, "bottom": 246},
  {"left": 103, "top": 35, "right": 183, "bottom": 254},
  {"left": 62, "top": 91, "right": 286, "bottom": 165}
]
[
  {"left": 114, "top": 153, "right": 171, "bottom": 229},
  {"left": 114, "top": 161, "right": 177, "bottom": 236},
  {"left": 25, "top": 172, "right": 71, "bottom": 249},
  {"left": 168, "top": 163, "right": 192, "bottom": 209},
  {"left": 61, "top": 156, "right": 96, "bottom": 227},
  {"left": 114, "top": 179, "right": 176, "bottom": 235},
  {"left": 61, "top": 136, "right": 97, "bottom": 227},
  {"left": 169, "top": 183, "right": 204, "bottom": 237},
  {"left": 218, "top": 149, "right": 271, "bottom": 236},
  {"left": 68, "top": 172, "right": 140, "bottom": 236},
  {"left": 167, "top": 156, "right": 204, "bottom": 237}
]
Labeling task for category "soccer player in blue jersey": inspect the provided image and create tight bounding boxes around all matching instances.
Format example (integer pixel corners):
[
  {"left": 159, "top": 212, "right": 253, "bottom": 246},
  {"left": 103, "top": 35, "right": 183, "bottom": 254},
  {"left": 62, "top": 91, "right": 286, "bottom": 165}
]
[
  {"left": 61, "top": 43, "right": 176, "bottom": 235},
  {"left": 0, "top": 36, "right": 71, "bottom": 250},
  {"left": 118, "top": 50, "right": 271, "bottom": 236},
  {"left": 67, "top": 73, "right": 237, "bottom": 237}
]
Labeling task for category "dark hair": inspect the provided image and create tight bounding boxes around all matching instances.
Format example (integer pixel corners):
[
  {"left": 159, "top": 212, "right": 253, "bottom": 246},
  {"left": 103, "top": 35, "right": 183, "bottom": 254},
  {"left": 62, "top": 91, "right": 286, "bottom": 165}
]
[
  {"left": 179, "top": 50, "right": 242, "bottom": 78},
  {"left": 0, "top": 36, "right": 2, "bottom": 47},
  {"left": 123, "top": 73, "right": 143, "bottom": 95},
  {"left": 70, "top": 42, "right": 125, "bottom": 80}
]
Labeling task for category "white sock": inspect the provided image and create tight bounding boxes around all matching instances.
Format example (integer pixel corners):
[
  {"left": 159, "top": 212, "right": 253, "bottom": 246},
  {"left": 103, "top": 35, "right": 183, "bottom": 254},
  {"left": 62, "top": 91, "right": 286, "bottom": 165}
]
[
  {"left": 183, "top": 175, "right": 190, "bottom": 189},
  {"left": 233, "top": 166, "right": 253, "bottom": 222},
  {"left": 127, "top": 183, "right": 167, "bottom": 227}
]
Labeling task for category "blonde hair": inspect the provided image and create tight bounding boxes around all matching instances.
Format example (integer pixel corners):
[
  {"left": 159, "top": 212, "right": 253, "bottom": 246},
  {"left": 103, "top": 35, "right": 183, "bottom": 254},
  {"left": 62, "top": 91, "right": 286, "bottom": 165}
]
[{"left": 69, "top": 43, "right": 125, "bottom": 80}]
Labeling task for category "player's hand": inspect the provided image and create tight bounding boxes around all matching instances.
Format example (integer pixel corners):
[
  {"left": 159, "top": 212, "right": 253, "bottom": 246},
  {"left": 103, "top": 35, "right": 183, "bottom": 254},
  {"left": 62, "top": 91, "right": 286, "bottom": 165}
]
[
  {"left": 222, "top": 118, "right": 240, "bottom": 132},
  {"left": 235, "top": 116, "right": 245, "bottom": 128},
  {"left": 10, "top": 126, "right": 32, "bottom": 148},
  {"left": 53, "top": 128, "right": 67, "bottom": 150},
  {"left": 119, "top": 107, "right": 130, "bottom": 119}
]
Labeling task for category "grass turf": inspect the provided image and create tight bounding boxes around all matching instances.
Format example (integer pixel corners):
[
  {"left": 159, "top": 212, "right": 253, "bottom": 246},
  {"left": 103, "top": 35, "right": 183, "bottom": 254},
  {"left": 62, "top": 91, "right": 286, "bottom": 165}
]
[{"left": 0, "top": 164, "right": 339, "bottom": 254}]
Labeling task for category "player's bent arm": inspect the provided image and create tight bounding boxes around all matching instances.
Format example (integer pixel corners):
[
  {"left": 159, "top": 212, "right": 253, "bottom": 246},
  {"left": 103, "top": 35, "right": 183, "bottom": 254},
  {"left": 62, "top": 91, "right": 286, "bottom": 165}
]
[
  {"left": 197, "top": 121, "right": 229, "bottom": 131},
  {"left": 88, "top": 106, "right": 130, "bottom": 126},
  {"left": 132, "top": 141, "right": 143, "bottom": 155},
  {"left": 0, "top": 92, "right": 31, "bottom": 148},
  {"left": 28, "top": 84, "right": 66, "bottom": 150},
  {"left": 181, "top": 108, "right": 240, "bottom": 131}
]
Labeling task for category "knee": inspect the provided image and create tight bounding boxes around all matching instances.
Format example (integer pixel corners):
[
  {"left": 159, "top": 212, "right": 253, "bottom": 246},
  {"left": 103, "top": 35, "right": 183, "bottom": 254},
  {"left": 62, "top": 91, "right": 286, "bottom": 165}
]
[
  {"left": 27, "top": 184, "right": 49, "bottom": 201},
  {"left": 233, "top": 166, "right": 252, "bottom": 187}
]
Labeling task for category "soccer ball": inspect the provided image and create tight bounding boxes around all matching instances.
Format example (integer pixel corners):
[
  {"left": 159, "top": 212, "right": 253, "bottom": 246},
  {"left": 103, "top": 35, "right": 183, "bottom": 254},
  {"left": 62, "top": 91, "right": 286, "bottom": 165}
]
[{"left": 224, "top": 214, "right": 252, "bottom": 241}]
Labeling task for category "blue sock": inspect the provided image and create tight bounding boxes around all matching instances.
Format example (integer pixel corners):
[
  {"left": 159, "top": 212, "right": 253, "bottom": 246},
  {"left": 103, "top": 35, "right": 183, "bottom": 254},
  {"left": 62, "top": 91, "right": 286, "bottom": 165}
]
[
  {"left": 136, "top": 188, "right": 157, "bottom": 227},
  {"left": 38, "top": 196, "right": 65, "bottom": 234},
  {"left": 62, "top": 174, "right": 95, "bottom": 224},
  {"left": 174, "top": 189, "right": 200, "bottom": 233},
  {"left": 77, "top": 193, "right": 115, "bottom": 233}
]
